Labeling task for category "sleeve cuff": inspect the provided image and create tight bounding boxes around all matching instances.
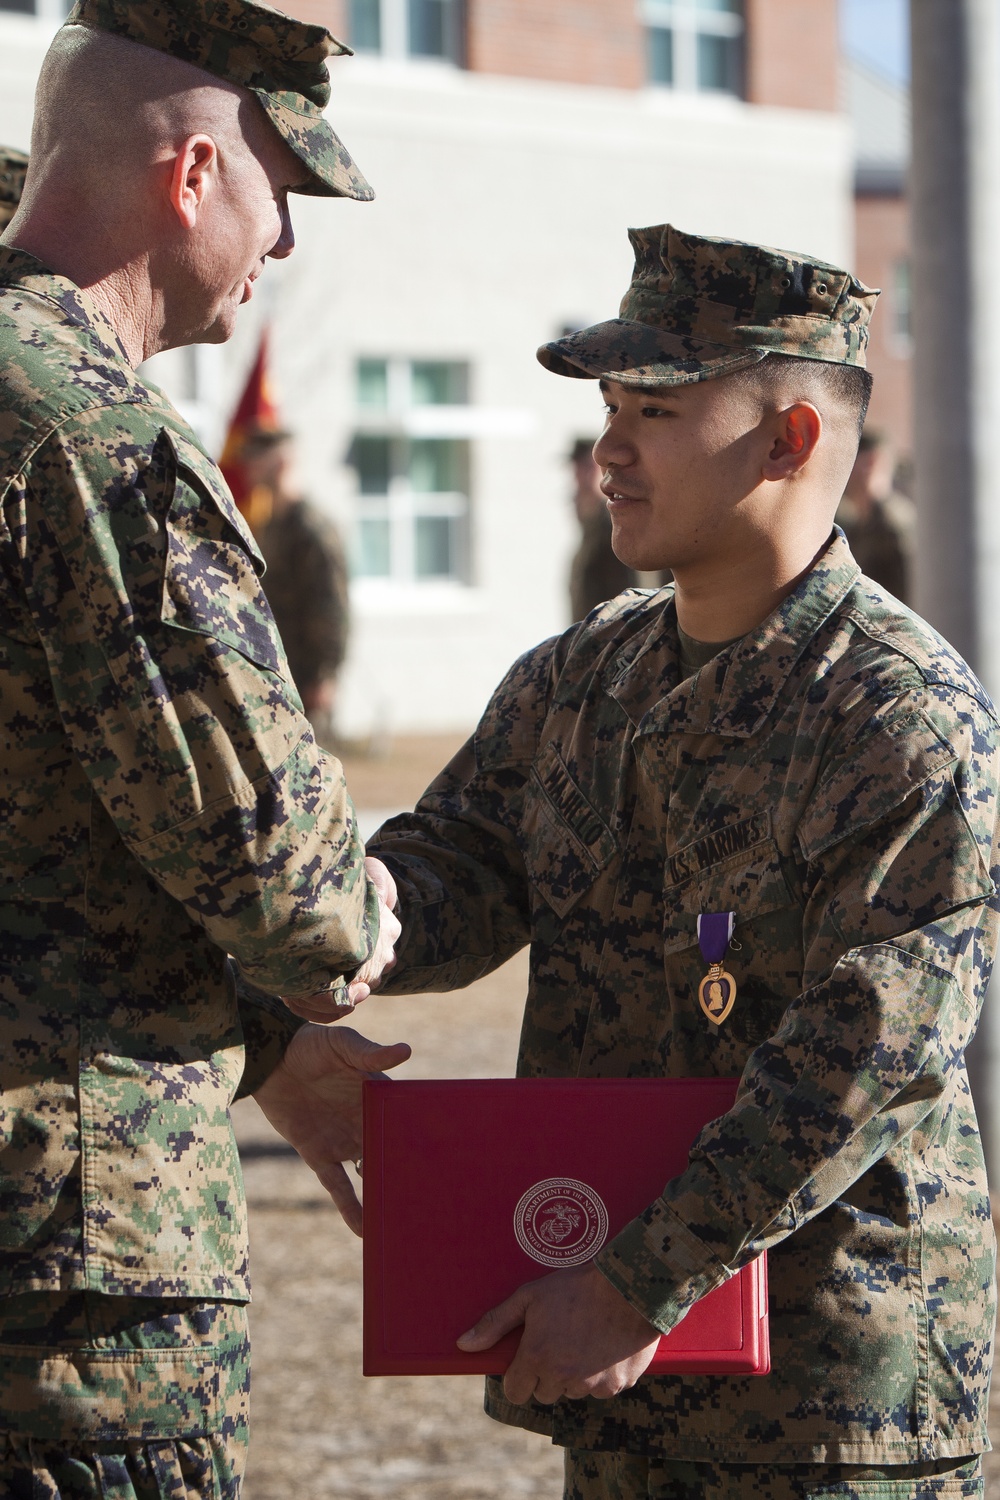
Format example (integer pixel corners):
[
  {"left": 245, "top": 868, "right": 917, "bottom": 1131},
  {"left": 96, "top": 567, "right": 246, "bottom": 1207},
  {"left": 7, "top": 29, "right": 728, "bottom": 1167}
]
[
  {"left": 594, "top": 1197, "right": 732, "bottom": 1335},
  {"left": 233, "top": 970, "right": 305, "bottom": 1099}
]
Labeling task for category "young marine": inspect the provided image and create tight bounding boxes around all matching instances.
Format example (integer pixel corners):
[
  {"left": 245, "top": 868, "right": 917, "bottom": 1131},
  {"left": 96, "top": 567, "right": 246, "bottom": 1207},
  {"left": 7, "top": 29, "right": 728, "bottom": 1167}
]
[{"left": 365, "top": 225, "right": 1000, "bottom": 1499}]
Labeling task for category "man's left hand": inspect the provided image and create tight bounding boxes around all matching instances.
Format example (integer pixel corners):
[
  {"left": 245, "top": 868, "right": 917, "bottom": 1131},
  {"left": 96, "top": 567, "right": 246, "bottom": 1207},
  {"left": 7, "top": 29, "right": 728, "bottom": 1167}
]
[
  {"left": 253, "top": 1022, "right": 411, "bottom": 1235},
  {"left": 456, "top": 1261, "right": 662, "bottom": 1404}
]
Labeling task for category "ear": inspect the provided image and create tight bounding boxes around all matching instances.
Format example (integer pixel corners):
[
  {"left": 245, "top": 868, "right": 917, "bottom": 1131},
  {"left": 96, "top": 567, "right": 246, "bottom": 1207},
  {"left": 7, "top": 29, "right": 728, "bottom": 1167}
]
[
  {"left": 167, "top": 135, "right": 219, "bottom": 231},
  {"left": 761, "top": 402, "right": 822, "bottom": 482}
]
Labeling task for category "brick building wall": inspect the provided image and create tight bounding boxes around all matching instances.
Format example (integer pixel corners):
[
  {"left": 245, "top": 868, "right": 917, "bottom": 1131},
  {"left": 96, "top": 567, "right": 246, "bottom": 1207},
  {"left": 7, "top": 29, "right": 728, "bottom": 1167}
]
[
  {"left": 280, "top": 0, "right": 841, "bottom": 110},
  {"left": 744, "top": 0, "right": 838, "bottom": 110},
  {"left": 466, "top": 0, "right": 644, "bottom": 89},
  {"left": 279, "top": 0, "right": 347, "bottom": 36},
  {"left": 468, "top": 0, "right": 839, "bottom": 107},
  {"left": 853, "top": 190, "right": 912, "bottom": 462}
]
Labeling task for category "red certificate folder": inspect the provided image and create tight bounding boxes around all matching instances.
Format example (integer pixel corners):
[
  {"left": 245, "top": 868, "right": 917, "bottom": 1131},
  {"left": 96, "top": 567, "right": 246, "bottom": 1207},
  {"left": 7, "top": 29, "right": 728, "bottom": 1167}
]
[{"left": 362, "top": 1076, "right": 769, "bottom": 1377}]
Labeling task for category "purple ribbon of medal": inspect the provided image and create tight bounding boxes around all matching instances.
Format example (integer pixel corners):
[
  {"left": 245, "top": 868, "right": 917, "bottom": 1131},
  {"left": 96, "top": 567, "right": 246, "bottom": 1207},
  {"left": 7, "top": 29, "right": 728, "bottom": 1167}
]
[{"left": 696, "top": 911, "right": 737, "bottom": 1025}]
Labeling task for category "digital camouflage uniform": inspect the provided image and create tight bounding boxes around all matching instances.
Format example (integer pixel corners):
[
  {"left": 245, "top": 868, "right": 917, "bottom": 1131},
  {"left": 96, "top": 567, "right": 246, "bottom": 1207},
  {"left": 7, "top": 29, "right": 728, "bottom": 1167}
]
[
  {"left": 0, "top": 0, "right": 374, "bottom": 1491},
  {"left": 0, "top": 148, "right": 28, "bottom": 234},
  {"left": 368, "top": 228, "right": 999, "bottom": 1492},
  {"left": 256, "top": 500, "right": 350, "bottom": 700},
  {"left": 563, "top": 1449, "right": 984, "bottom": 1499}
]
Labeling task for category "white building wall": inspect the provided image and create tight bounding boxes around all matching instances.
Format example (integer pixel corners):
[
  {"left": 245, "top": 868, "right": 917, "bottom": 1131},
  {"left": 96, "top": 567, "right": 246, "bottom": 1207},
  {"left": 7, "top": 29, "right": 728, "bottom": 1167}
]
[{"left": 0, "top": 20, "right": 853, "bottom": 737}]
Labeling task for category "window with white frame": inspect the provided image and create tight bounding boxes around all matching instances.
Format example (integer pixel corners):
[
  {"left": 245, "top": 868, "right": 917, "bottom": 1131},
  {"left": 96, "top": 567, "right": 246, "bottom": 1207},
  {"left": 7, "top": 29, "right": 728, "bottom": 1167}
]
[
  {"left": 350, "top": 358, "right": 471, "bottom": 585},
  {"left": 643, "top": 0, "right": 744, "bottom": 96},
  {"left": 349, "top": 0, "right": 464, "bottom": 63}
]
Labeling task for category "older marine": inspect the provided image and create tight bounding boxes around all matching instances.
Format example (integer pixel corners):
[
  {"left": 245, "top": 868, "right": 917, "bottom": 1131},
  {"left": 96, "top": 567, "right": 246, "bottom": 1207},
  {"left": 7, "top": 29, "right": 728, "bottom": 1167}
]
[
  {"left": 0, "top": 2, "right": 403, "bottom": 1494},
  {"left": 368, "top": 226, "right": 999, "bottom": 1500}
]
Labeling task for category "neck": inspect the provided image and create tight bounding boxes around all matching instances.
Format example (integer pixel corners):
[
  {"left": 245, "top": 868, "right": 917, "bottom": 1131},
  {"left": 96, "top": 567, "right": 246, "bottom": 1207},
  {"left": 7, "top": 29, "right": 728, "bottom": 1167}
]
[
  {"left": 672, "top": 523, "right": 833, "bottom": 643},
  {"left": 8, "top": 205, "right": 157, "bottom": 368}
]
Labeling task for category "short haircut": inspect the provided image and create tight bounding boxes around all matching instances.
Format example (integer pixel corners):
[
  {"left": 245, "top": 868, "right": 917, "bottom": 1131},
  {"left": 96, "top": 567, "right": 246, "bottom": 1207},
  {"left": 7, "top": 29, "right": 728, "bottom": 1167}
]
[{"left": 729, "top": 352, "right": 874, "bottom": 440}]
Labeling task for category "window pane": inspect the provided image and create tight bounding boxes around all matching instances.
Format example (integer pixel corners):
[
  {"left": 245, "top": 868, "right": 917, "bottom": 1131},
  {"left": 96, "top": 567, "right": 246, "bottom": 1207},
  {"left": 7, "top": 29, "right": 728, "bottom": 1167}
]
[
  {"left": 647, "top": 26, "right": 673, "bottom": 85},
  {"left": 353, "top": 435, "right": 392, "bottom": 494},
  {"left": 415, "top": 516, "right": 454, "bottom": 578},
  {"left": 408, "top": 438, "right": 464, "bottom": 493},
  {"left": 0, "top": 0, "right": 37, "bottom": 11},
  {"left": 697, "top": 32, "right": 741, "bottom": 93},
  {"left": 410, "top": 360, "right": 467, "bottom": 405},
  {"left": 357, "top": 358, "right": 389, "bottom": 408},
  {"left": 408, "top": 0, "right": 442, "bottom": 54},
  {"left": 409, "top": 0, "right": 461, "bottom": 59},
  {"left": 694, "top": 0, "right": 740, "bottom": 12},
  {"left": 350, "top": 0, "right": 381, "bottom": 51},
  {"left": 356, "top": 517, "right": 391, "bottom": 577}
]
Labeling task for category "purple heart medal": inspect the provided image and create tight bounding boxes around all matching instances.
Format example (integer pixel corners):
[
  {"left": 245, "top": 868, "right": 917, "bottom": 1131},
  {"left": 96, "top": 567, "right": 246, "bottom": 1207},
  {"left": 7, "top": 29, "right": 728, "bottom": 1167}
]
[{"left": 696, "top": 911, "right": 737, "bottom": 1025}]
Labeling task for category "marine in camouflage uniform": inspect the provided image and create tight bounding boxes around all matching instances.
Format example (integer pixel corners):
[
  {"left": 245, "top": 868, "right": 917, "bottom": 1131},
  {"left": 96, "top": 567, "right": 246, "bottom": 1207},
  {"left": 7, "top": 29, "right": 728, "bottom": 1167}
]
[
  {"left": 835, "top": 428, "right": 916, "bottom": 604},
  {"left": 0, "top": 2, "right": 380, "bottom": 1494},
  {"left": 0, "top": 148, "right": 28, "bottom": 234},
  {"left": 368, "top": 227, "right": 999, "bottom": 1497},
  {"left": 242, "top": 429, "right": 351, "bottom": 726},
  {"left": 567, "top": 437, "right": 635, "bottom": 622}
]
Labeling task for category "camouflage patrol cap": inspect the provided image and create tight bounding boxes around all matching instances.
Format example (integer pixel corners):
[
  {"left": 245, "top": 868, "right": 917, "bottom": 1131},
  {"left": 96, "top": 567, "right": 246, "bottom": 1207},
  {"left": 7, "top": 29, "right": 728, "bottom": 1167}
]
[
  {"left": 538, "top": 224, "right": 879, "bottom": 387},
  {"left": 64, "top": 0, "right": 373, "bottom": 202},
  {"left": 0, "top": 148, "right": 28, "bottom": 233}
]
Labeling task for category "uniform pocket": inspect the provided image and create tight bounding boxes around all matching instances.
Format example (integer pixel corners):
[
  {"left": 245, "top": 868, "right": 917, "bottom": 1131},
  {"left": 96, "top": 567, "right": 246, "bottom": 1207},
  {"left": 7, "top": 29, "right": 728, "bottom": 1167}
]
[
  {"left": 159, "top": 430, "right": 284, "bottom": 676},
  {"left": 664, "top": 818, "right": 796, "bottom": 956},
  {"left": 521, "top": 741, "right": 618, "bottom": 919},
  {"left": 664, "top": 823, "right": 802, "bottom": 1046}
]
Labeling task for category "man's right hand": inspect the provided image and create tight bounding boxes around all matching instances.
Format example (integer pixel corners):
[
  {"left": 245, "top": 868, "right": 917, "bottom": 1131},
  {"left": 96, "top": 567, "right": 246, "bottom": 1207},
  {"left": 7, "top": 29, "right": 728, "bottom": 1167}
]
[{"left": 283, "top": 856, "right": 401, "bottom": 1022}]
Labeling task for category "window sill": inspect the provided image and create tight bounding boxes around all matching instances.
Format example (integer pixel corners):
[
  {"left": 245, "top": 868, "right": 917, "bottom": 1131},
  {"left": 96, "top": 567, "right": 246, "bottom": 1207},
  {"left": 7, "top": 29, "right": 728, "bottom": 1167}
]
[{"left": 350, "top": 578, "right": 485, "bottom": 614}]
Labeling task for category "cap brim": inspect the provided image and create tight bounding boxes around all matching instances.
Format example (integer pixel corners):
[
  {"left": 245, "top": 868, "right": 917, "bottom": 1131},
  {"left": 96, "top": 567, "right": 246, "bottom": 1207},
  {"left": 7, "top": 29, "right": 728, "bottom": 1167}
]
[
  {"left": 537, "top": 319, "right": 767, "bottom": 386},
  {"left": 255, "top": 90, "right": 374, "bottom": 202}
]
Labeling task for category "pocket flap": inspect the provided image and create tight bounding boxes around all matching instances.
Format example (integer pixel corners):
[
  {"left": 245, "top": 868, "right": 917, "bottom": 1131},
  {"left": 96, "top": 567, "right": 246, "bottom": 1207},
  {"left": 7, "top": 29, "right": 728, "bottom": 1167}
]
[
  {"left": 663, "top": 825, "right": 795, "bottom": 956},
  {"left": 522, "top": 741, "right": 617, "bottom": 919}
]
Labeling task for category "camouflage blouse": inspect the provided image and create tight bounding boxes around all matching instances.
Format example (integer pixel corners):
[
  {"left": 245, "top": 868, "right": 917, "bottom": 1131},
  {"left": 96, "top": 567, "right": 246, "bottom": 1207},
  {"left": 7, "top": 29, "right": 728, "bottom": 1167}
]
[
  {"left": 0, "top": 248, "right": 376, "bottom": 1300},
  {"left": 370, "top": 531, "right": 1000, "bottom": 1464}
]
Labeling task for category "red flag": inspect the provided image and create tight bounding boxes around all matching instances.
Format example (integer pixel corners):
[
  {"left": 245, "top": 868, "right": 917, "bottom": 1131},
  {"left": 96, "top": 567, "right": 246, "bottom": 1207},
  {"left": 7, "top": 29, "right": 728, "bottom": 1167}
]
[{"left": 219, "top": 329, "right": 282, "bottom": 523}]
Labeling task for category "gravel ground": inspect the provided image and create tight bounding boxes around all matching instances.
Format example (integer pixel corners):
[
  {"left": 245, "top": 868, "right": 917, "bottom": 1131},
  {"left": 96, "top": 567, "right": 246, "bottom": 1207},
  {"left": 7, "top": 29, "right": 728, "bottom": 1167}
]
[{"left": 236, "top": 735, "right": 1000, "bottom": 1498}]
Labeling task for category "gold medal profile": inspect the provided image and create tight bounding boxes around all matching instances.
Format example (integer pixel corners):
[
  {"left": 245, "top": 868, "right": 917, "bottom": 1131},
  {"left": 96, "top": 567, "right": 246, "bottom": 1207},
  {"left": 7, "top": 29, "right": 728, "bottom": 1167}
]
[{"left": 698, "top": 963, "right": 737, "bottom": 1025}]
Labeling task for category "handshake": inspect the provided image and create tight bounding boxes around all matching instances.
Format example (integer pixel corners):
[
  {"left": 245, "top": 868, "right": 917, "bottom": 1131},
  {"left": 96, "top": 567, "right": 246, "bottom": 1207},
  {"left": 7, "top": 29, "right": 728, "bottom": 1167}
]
[
  {"left": 256, "top": 855, "right": 409, "bottom": 1236},
  {"left": 282, "top": 856, "right": 402, "bottom": 1024}
]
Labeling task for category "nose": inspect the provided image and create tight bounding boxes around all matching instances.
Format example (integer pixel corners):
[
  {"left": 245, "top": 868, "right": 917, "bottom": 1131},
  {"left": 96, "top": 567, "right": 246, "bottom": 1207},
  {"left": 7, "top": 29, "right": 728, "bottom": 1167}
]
[
  {"left": 593, "top": 412, "right": 634, "bottom": 471},
  {"left": 267, "top": 197, "right": 296, "bottom": 261}
]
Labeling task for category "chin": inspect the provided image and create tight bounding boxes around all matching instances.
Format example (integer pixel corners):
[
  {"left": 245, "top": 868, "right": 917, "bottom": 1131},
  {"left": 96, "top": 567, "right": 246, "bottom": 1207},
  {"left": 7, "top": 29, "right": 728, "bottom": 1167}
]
[
  {"left": 611, "top": 536, "right": 668, "bottom": 574},
  {"left": 200, "top": 313, "right": 237, "bottom": 346}
]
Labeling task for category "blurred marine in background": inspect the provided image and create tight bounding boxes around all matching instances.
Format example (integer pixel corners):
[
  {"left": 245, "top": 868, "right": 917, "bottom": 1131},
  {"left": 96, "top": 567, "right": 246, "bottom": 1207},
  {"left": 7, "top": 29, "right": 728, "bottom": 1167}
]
[
  {"left": 568, "top": 435, "right": 635, "bottom": 621},
  {"left": 0, "top": 2, "right": 405, "bottom": 1494},
  {"left": 242, "top": 427, "right": 351, "bottom": 742},
  {"left": 0, "top": 147, "right": 28, "bottom": 232},
  {"left": 835, "top": 425, "right": 916, "bottom": 604}
]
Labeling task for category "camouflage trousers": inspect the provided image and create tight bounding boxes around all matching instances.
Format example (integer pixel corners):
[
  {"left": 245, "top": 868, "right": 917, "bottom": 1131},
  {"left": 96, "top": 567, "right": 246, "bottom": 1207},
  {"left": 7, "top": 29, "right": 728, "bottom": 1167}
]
[
  {"left": 563, "top": 1449, "right": 983, "bottom": 1499},
  {"left": 0, "top": 1293, "right": 250, "bottom": 1499}
]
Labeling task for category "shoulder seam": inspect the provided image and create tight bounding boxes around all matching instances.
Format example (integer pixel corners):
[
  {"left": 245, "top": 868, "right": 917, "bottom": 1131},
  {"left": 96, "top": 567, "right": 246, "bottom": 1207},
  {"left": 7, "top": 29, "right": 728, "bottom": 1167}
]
[
  {"left": 841, "top": 604, "right": 996, "bottom": 717},
  {"left": 0, "top": 393, "right": 153, "bottom": 496}
]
